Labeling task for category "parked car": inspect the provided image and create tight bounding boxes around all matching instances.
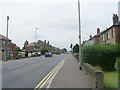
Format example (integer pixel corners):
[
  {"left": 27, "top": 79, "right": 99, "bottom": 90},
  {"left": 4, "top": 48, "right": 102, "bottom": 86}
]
[
  {"left": 45, "top": 52, "right": 52, "bottom": 57},
  {"left": 37, "top": 52, "right": 41, "bottom": 56}
]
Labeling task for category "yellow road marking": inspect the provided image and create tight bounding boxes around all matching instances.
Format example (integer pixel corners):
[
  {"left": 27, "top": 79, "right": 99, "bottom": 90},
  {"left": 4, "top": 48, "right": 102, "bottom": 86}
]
[
  {"left": 38, "top": 60, "right": 64, "bottom": 90},
  {"left": 34, "top": 60, "right": 64, "bottom": 90}
]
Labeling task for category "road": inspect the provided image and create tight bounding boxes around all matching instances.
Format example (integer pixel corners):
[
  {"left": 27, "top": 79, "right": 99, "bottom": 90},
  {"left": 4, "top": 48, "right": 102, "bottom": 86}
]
[{"left": 2, "top": 54, "right": 67, "bottom": 88}]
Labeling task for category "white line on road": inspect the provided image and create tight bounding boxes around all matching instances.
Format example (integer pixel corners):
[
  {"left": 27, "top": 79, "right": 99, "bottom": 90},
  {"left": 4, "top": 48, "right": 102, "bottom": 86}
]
[{"left": 8, "top": 64, "right": 24, "bottom": 69}]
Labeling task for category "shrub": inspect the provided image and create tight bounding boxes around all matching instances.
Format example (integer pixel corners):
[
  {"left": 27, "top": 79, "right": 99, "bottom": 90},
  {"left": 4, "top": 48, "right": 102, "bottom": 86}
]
[
  {"left": 83, "top": 45, "right": 120, "bottom": 71},
  {"left": 41, "top": 49, "right": 48, "bottom": 55},
  {"left": 115, "top": 57, "right": 120, "bottom": 88}
]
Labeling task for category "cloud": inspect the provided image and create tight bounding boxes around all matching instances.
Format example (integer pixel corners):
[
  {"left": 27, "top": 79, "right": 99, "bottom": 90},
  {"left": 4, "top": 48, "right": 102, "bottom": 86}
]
[{"left": 1, "top": 0, "right": 118, "bottom": 50}]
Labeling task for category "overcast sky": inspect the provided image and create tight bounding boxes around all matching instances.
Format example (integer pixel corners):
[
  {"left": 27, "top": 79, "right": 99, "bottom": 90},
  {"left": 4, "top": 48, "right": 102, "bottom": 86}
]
[{"left": 0, "top": 0, "right": 119, "bottom": 50}]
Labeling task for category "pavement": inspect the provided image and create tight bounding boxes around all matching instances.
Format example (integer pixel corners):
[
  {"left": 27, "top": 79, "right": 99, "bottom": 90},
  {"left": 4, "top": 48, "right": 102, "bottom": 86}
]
[{"left": 50, "top": 53, "right": 92, "bottom": 88}]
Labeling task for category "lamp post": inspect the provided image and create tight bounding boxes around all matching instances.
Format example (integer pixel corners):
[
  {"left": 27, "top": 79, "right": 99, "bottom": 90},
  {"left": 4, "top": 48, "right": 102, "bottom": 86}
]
[
  {"left": 78, "top": 0, "right": 82, "bottom": 70},
  {"left": 35, "top": 28, "right": 38, "bottom": 42},
  {"left": 6, "top": 16, "right": 9, "bottom": 61}
]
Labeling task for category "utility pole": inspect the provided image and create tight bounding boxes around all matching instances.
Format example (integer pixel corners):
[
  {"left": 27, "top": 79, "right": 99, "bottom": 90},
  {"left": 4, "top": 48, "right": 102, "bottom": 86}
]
[
  {"left": 6, "top": 16, "right": 9, "bottom": 61},
  {"left": 78, "top": 0, "right": 82, "bottom": 70},
  {"left": 35, "top": 28, "right": 38, "bottom": 42}
]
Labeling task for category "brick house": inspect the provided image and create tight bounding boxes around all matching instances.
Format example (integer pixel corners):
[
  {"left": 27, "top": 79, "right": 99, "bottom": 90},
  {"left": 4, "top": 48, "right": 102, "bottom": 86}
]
[
  {"left": 0, "top": 34, "right": 17, "bottom": 60},
  {"left": 37, "top": 40, "right": 54, "bottom": 52},
  {"left": 10, "top": 42, "right": 17, "bottom": 59},
  {"left": 25, "top": 42, "right": 40, "bottom": 56},
  {"left": 99, "top": 23, "right": 120, "bottom": 45},
  {"left": 37, "top": 40, "right": 62, "bottom": 53},
  {"left": 83, "top": 14, "right": 120, "bottom": 46},
  {"left": 83, "top": 28, "right": 101, "bottom": 46}
]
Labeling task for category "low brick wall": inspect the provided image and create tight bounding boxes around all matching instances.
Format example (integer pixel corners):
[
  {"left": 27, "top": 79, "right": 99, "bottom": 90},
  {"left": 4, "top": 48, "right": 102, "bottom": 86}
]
[{"left": 83, "top": 63, "right": 104, "bottom": 88}]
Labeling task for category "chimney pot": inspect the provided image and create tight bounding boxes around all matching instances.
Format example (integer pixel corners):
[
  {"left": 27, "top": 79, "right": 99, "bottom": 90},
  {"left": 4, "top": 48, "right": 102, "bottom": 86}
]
[
  {"left": 97, "top": 28, "right": 100, "bottom": 34},
  {"left": 44, "top": 40, "right": 46, "bottom": 43}
]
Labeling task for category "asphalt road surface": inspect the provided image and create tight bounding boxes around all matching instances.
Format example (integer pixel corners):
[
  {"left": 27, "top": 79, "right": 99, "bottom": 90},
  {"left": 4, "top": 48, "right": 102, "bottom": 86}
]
[{"left": 2, "top": 54, "right": 67, "bottom": 88}]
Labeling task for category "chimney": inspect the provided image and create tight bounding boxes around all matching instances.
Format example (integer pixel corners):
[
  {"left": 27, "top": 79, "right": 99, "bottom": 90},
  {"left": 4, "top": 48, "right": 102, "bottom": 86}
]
[
  {"left": 97, "top": 28, "right": 100, "bottom": 34},
  {"left": 44, "top": 40, "right": 46, "bottom": 43},
  {"left": 89, "top": 35, "right": 92, "bottom": 39},
  {"left": 47, "top": 41, "right": 49, "bottom": 45},
  {"left": 113, "top": 14, "right": 119, "bottom": 25}
]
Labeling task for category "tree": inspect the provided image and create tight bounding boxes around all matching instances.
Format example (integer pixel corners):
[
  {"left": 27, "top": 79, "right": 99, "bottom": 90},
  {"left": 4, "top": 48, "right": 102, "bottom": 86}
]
[
  {"left": 23, "top": 40, "right": 29, "bottom": 57},
  {"left": 73, "top": 44, "right": 79, "bottom": 53},
  {"left": 16, "top": 47, "right": 21, "bottom": 56},
  {"left": 22, "top": 40, "right": 29, "bottom": 50},
  {"left": 41, "top": 49, "right": 48, "bottom": 55}
]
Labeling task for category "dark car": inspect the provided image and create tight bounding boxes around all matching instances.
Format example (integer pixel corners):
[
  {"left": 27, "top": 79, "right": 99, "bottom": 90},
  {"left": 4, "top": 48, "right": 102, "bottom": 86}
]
[{"left": 45, "top": 52, "right": 52, "bottom": 57}]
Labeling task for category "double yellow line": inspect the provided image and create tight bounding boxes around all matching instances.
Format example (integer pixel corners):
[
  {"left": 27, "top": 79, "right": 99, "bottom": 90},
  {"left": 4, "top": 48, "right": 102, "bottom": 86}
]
[{"left": 34, "top": 59, "right": 65, "bottom": 90}]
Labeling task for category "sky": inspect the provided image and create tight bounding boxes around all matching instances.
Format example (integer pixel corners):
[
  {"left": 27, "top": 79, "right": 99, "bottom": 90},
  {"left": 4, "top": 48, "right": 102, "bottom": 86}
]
[{"left": 0, "top": 0, "right": 120, "bottom": 50}]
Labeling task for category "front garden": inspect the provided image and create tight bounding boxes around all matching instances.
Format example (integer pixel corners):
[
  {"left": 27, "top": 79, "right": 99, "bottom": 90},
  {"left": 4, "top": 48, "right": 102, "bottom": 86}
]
[{"left": 73, "top": 44, "right": 120, "bottom": 88}]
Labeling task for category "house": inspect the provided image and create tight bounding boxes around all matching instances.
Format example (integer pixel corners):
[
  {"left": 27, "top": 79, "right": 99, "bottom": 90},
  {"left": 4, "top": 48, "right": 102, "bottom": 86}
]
[
  {"left": 98, "top": 14, "right": 120, "bottom": 45},
  {"left": 37, "top": 40, "right": 62, "bottom": 53},
  {"left": 37, "top": 40, "right": 55, "bottom": 52},
  {"left": 0, "top": 34, "right": 17, "bottom": 60},
  {"left": 26, "top": 39, "right": 62, "bottom": 56},
  {"left": 99, "top": 23, "right": 120, "bottom": 45},
  {"left": 83, "top": 28, "right": 101, "bottom": 46},
  {"left": 83, "top": 14, "right": 120, "bottom": 46},
  {"left": 25, "top": 42, "right": 40, "bottom": 56},
  {"left": 10, "top": 42, "right": 17, "bottom": 59}
]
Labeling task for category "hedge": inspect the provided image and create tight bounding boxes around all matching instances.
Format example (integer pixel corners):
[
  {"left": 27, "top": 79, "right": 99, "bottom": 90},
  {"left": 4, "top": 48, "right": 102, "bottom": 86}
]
[
  {"left": 115, "top": 57, "right": 120, "bottom": 88},
  {"left": 83, "top": 45, "right": 120, "bottom": 71}
]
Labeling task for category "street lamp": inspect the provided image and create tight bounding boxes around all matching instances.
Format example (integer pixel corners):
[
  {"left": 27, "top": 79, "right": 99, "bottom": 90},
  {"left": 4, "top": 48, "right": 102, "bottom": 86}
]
[
  {"left": 35, "top": 28, "right": 39, "bottom": 42},
  {"left": 78, "top": 0, "right": 83, "bottom": 70},
  {"left": 5, "top": 16, "right": 9, "bottom": 61}
]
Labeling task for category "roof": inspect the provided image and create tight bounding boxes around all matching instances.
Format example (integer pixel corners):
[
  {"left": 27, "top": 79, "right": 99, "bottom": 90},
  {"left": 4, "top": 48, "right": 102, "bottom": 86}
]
[
  {"left": 0, "top": 34, "right": 11, "bottom": 41},
  {"left": 26, "top": 42, "right": 39, "bottom": 47},
  {"left": 37, "top": 40, "right": 44, "bottom": 43},
  {"left": 91, "top": 23, "right": 120, "bottom": 39},
  {"left": 11, "top": 42, "right": 16, "bottom": 45}
]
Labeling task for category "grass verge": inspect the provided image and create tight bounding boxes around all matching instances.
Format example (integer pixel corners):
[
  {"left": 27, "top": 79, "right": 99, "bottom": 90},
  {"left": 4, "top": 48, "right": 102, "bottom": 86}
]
[{"left": 104, "top": 71, "right": 118, "bottom": 88}]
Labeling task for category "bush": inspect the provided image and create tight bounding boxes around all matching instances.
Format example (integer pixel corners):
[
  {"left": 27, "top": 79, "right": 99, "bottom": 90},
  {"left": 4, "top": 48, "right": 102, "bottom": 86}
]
[
  {"left": 115, "top": 57, "right": 120, "bottom": 71},
  {"left": 41, "top": 49, "right": 48, "bottom": 55},
  {"left": 83, "top": 45, "right": 120, "bottom": 71},
  {"left": 115, "top": 57, "right": 120, "bottom": 88}
]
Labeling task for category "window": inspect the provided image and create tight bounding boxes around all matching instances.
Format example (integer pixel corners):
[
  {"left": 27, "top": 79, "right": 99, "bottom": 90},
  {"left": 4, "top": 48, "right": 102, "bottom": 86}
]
[
  {"left": 111, "top": 28, "right": 115, "bottom": 38},
  {"left": 3, "top": 41, "right": 6, "bottom": 45},
  {"left": 107, "top": 31, "right": 110, "bottom": 40},
  {"left": 102, "top": 34, "right": 105, "bottom": 41}
]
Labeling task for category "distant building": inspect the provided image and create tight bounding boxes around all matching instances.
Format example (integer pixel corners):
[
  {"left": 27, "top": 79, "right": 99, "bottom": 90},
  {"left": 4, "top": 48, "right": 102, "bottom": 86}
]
[
  {"left": 118, "top": 1, "right": 120, "bottom": 21},
  {"left": 37, "top": 40, "right": 62, "bottom": 53},
  {"left": 25, "top": 42, "right": 40, "bottom": 56}
]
